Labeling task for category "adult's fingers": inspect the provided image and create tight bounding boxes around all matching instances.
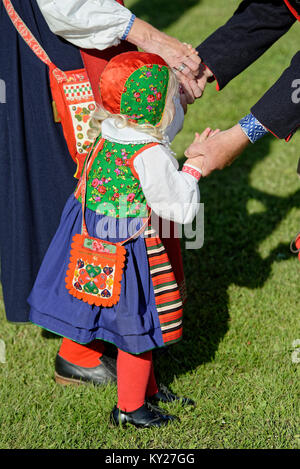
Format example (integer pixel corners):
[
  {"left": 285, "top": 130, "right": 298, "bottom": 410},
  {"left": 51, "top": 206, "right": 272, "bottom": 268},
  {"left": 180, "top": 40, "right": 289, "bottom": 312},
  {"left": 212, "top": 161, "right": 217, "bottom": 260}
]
[
  {"left": 174, "top": 63, "right": 198, "bottom": 80},
  {"left": 180, "top": 54, "right": 201, "bottom": 77},
  {"left": 176, "top": 73, "right": 196, "bottom": 104},
  {"left": 188, "top": 78, "right": 203, "bottom": 98},
  {"left": 172, "top": 46, "right": 201, "bottom": 79},
  {"left": 156, "top": 35, "right": 201, "bottom": 79},
  {"left": 196, "top": 73, "right": 207, "bottom": 95},
  {"left": 183, "top": 42, "right": 198, "bottom": 53},
  {"left": 177, "top": 72, "right": 203, "bottom": 100}
]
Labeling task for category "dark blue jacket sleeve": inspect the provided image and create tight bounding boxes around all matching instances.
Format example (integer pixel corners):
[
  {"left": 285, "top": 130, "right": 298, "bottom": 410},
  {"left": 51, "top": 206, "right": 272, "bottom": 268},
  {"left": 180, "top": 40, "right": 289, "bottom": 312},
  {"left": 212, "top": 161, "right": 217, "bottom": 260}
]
[
  {"left": 197, "top": 1, "right": 299, "bottom": 139},
  {"left": 251, "top": 51, "right": 300, "bottom": 140},
  {"left": 197, "top": 1, "right": 296, "bottom": 90}
]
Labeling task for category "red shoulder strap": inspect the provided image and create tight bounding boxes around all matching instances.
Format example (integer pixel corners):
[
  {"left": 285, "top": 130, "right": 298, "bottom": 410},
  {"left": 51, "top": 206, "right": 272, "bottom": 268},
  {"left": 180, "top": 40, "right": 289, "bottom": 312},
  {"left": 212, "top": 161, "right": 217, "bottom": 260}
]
[
  {"left": 2, "top": 0, "right": 56, "bottom": 68},
  {"left": 74, "top": 137, "right": 104, "bottom": 201},
  {"left": 129, "top": 142, "right": 160, "bottom": 180}
]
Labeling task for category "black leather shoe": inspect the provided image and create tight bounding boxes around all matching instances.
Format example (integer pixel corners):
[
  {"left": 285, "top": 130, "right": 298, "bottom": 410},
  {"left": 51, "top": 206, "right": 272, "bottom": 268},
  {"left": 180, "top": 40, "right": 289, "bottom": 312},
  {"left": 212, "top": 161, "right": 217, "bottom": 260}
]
[
  {"left": 147, "top": 384, "right": 195, "bottom": 407},
  {"left": 54, "top": 353, "right": 117, "bottom": 386},
  {"left": 110, "top": 402, "right": 178, "bottom": 428}
]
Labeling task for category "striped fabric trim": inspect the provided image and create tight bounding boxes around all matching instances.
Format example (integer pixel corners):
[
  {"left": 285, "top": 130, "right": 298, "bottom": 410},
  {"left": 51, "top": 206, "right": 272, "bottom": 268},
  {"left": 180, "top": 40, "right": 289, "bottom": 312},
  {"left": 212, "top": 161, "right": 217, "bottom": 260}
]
[{"left": 144, "top": 223, "right": 183, "bottom": 346}]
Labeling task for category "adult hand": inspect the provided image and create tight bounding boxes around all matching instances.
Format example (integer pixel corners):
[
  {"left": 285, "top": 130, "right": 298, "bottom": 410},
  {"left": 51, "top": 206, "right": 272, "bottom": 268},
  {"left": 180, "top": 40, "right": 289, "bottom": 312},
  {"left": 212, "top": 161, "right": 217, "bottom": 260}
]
[
  {"left": 178, "top": 73, "right": 203, "bottom": 104},
  {"left": 126, "top": 18, "right": 201, "bottom": 82},
  {"left": 185, "top": 127, "right": 221, "bottom": 169},
  {"left": 177, "top": 62, "right": 215, "bottom": 105},
  {"left": 185, "top": 124, "right": 250, "bottom": 176}
]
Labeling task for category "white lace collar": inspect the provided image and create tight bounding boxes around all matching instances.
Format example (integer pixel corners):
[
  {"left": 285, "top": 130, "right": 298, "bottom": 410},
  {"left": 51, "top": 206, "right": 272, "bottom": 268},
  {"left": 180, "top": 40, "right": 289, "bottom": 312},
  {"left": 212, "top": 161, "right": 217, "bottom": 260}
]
[{"left": 101, "top": 118, "right": 161, "bottom": 145}]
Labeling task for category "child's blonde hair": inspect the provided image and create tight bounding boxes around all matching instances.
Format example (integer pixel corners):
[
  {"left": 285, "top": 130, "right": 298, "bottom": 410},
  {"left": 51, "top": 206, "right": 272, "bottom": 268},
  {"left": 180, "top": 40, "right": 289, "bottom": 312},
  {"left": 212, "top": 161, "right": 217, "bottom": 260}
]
[{"left": 88, "top": 69, "right": 179, "bottom": 141}]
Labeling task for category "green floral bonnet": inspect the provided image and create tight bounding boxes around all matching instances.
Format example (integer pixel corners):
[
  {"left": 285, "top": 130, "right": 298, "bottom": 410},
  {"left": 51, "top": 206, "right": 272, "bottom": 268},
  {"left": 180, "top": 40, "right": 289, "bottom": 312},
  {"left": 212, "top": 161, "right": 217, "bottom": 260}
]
[{"left": 100, "top": 52, "right": 170, "bottom": 127}]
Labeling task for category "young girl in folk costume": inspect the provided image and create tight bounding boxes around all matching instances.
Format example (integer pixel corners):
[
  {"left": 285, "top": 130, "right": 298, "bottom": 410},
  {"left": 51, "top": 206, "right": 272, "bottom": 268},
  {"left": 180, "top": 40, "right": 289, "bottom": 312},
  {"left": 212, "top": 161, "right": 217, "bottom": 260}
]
[{"left": 28, "top": 51, "right": 212, "bottom": 428}]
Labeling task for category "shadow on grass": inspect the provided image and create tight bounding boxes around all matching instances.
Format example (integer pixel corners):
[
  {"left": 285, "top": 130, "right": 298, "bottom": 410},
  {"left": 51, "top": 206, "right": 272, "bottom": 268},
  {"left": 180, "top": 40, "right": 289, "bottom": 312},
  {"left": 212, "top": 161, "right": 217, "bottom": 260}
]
[
  {"left": 128, "top": 0, "right": 202, "bottom": 30},
  {"left": 155, "top": 134, "right": 300, "bottom": 383}
]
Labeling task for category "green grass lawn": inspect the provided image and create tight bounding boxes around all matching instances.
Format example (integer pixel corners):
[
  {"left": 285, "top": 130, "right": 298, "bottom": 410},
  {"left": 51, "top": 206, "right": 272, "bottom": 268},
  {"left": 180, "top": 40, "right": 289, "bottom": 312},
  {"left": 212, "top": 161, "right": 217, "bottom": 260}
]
[{"left": 0, "top": 0, "right": 299, "bottom": 449}]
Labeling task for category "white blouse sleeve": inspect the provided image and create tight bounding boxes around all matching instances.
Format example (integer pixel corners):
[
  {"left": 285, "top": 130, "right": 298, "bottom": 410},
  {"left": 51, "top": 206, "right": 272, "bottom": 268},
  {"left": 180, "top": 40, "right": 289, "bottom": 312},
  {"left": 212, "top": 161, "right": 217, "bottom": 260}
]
[
  {"left": 133, "top": 145, "right": 201, "bottom": 225},
  {"left": 36, "top": 0, "right": 134, "bottom": 50}
]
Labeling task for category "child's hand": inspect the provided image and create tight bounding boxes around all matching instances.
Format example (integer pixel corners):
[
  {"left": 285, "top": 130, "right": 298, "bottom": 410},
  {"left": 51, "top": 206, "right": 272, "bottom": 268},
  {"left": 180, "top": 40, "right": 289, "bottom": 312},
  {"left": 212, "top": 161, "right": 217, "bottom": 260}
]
[
  {"left": 185, "top": 128, "right": 220, "bottom": 173},
  {"left": 185, "top": 125, "right": 249, "bottom": 176},
  {"left": 192, "top": 127, "right": 220, "bottom": 144}
]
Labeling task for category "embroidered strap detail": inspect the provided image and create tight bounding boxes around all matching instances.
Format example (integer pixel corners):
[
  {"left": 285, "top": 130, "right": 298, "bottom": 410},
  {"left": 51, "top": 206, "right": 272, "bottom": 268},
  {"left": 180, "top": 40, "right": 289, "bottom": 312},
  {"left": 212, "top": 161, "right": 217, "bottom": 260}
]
[
  {"left": 2, "top": 0, "right": 66, "bottom": 79},
  {"left": 182, "top": 164, "right": 202, "bottom": 181},
  {"left": 129, "top": 142, "right": 160, "bottom": 179},
  {"left": 79, "top": 138, "right": 105, "bottom": 236},
  {"left": 3, "top": 0, "right": 54, "bottom": 67}
]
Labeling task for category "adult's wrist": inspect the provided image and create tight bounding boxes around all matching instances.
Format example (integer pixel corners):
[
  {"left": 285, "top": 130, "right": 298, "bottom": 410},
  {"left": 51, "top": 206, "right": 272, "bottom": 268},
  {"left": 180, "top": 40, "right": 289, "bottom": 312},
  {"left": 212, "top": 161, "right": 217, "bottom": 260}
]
[
  {"left": 232, "top": 124, "right": 251, "bottom": 146},
  {"left": 224, "top": 124, "right": 250, "bottom": 165},
  {"left": 126, "top": 17, "right": 160, "bottom": 50}
]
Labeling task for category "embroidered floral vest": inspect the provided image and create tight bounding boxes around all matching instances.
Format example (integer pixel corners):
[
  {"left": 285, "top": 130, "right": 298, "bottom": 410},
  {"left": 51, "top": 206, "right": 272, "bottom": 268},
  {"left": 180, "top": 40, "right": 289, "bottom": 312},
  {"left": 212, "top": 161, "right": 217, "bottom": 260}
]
[{"left": 75, "top": 137, "right": 156, "bottom": 218}]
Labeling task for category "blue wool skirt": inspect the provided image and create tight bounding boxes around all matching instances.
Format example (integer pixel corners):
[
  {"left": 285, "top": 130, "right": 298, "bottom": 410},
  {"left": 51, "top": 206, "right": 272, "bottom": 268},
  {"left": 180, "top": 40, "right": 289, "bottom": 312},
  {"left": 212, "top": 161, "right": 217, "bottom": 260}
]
[{"left": 28, "top": 195, "right": 165, "bottom": 354}]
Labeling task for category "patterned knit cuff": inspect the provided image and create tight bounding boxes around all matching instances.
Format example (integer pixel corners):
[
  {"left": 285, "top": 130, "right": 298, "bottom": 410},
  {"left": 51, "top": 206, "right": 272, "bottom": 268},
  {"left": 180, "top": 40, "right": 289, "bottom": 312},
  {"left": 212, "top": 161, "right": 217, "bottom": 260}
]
[
  {"left": 182, "top": 164, "right": 202, "bottom": 181},
  {"left": 239, "top": 113, "right": 268, "bottom": 144},
  {"left": 121, "top": 14, "right": 136, "bottom": 40}
]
